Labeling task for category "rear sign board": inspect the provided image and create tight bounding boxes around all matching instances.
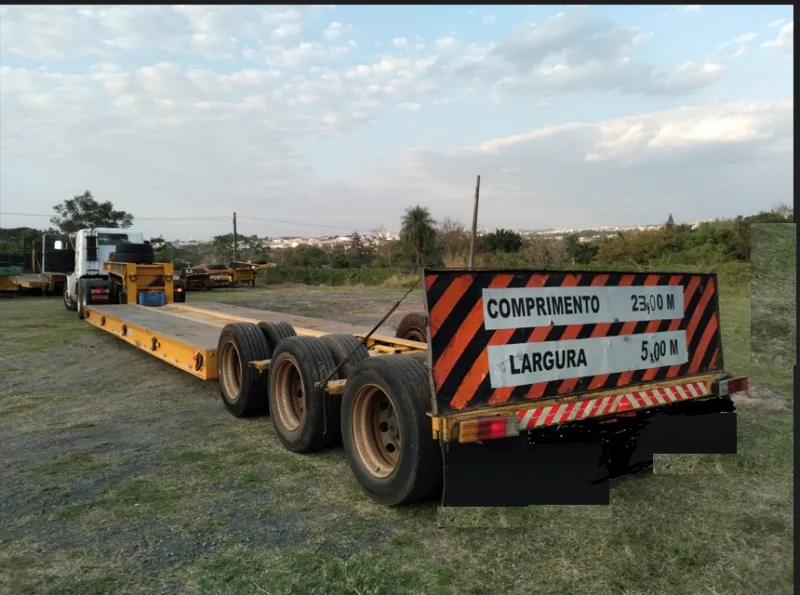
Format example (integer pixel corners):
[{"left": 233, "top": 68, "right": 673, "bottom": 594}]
[{"left": 423, "top": 269, "right": 723, "bottom": 415}]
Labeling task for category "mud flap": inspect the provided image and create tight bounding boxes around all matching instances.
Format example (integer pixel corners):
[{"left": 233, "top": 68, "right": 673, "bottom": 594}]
[
  {"left": 440, "top": 434, "right": 612, "bottom": 507},
  {"left": 635, "top": 398, "right": 737, "bottom": 455},
  {"left": 439, "top": 399, "right": 736, "bottom": 508}
]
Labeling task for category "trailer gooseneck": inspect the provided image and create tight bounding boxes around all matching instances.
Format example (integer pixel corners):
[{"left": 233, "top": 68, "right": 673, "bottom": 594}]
[{"left": 69, "top": 234, "right": 747, "bottom": 508}]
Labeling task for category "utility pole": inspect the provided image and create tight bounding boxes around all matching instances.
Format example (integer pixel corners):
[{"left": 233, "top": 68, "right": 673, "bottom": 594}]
[
  {"left": 468, "top": 174, "right": 481, "bottom": 269},
  {"left": 233, "top": 212, "right": 238, "bottom": 261}
]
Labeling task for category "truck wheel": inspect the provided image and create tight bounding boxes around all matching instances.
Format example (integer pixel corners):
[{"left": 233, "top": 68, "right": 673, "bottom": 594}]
[
  {"left": 173, "top": 279, "right": 187, "bottom": 303},
  {"left": 77, "top": 279, "right": 89, "bottom": 319},
  {"left": 63, "top": 283, "right": 77, "bottom": 311},
  {"left": 257, "top": 321, "right": 296, "bottom": 352},
  {"left": 268, "top": 336, "right": 340, "bottom": 453},
  {"left": 341, "top": 355, "right": 442, "bottom": 506},
  {"left": 395, "top": 313, "right": 428, "bottom": 343},
  {"left": 217, "top": 322, "right": 271, "bottom": 418}
]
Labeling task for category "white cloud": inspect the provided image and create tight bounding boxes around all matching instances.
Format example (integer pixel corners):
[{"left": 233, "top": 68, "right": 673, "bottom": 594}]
[
  {"left": 401, "top": 101, "right": 792, "bottom": 228},
  {"left": 761, "top": 22, "right": 793, "bottom": 52},
  {"left": 0, "top": 6, "right": 792, "bottom": 237},
  {"left": 324, "top": 21, "right": 346, "bottom": 41},
  {"left": 734, "top": 33, "right": 758, "bottom": 44},
  {"left": 425, "top": 9, "right": 723, "bottom": 98},
  {"left": 482, "top": 15, "right": 497, "bottom": 27},
  {"left": 272, "top": 22, "right": 303, "bottom": 40}
]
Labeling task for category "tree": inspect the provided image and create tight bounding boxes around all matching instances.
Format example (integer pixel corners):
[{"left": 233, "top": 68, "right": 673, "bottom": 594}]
[
  {"left": 563, "top": 233, "right": 581, "bottom": 265},
  {"left": 370, "top": 225, "right": 394, "bottom": 267},
  {"left": 400, "top": 205, "right": 437, "bottom": 270},
  {"left": 51, "top": 191, "right": 134, "bottom": 233}
]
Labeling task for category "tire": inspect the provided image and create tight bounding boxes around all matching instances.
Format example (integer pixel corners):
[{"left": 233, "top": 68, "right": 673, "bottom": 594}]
[
  {"left": 173, "top": 279, "right": 186, "bottom": 303},
  {"left": 257, "top": 321, "right": 296, "bottom": 352},
  {"left": 341, "top": 355, "right": 442, "bottom": 506},
  {"left": 77, "top": 279, "right": 88, "bottom": 319},
  {"left": 110, "top": 252, "right": 155, "bottom": 265},
  {"left": 63, "top": 283, "right": 77, "bottom": 311},
  {"left": 217, "top": 323, "right": 271, "bottom": 418},
  {"left": 119, "top": 291, "right": 128, "bottom": 305},
  {"left": 268, "top": 336, "right": 340, "bottom": 453},
  {"left": 319, "top": 334, "right": 370, "bottom": 380},
  {"left": 114, "top": 242, "right": 154, "bottom": 255},
  {"left": 395, "top": 312, "right": 428, "bottom": 343}
]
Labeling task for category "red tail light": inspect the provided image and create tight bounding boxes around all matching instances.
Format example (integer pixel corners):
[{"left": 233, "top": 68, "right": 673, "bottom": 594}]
[{"left": 458, "top": 416, "right": 519, "bottom": 443}]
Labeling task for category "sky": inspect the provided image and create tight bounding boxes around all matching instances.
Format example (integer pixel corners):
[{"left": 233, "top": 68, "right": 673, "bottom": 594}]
[{"left": 0, "top": 5, "right": 794, "bottom": 241}]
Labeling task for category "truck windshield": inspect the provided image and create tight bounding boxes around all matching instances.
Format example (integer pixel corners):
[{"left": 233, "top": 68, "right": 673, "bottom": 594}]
[{"left": 97, "top": 233, "right": 129, "bottom": 246}]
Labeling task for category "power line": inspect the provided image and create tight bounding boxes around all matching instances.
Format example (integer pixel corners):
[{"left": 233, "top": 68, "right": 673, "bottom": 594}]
[
  {"left": 1, "top": 211, "right": 398, "bottom": 235},
  {"left": 0, "top": 211, "right": 230, "bottom": 222}
]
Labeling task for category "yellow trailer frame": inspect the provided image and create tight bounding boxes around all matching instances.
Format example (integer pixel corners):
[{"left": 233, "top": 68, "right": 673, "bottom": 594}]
[
  {"left": 81, "top": 302, "right": 733, "bottom": 444},
  {"left": 105, "top": 261, "right": 176, "bottom": 304}
]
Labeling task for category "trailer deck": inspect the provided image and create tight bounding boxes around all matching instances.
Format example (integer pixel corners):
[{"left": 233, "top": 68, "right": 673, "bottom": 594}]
[{"left": 84, "top": 302, "right": 423, "bottom": 380}]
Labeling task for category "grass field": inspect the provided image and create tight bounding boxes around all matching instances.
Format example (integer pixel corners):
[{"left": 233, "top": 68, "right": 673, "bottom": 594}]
[{"left": 0, "top": 238, "right": 794, "bottom": 595}]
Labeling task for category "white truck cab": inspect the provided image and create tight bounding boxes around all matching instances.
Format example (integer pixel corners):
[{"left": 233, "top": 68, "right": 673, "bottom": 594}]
[{"left": 63, "top": 227, "right": 146, "bottom": 313}]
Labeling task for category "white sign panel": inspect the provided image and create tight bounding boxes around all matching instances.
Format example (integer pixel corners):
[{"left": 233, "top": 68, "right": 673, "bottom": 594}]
[
  {"left": 482, "top": 285, "right": 684, "bottom": 330},
  {"left": 487, "top": 330, "right": 688, "bottom": 388}
]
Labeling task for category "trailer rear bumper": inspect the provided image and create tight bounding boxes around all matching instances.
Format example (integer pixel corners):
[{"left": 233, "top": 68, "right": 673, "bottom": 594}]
[{"left": 433, "top": 374, "right": 747, "bottom": 444}]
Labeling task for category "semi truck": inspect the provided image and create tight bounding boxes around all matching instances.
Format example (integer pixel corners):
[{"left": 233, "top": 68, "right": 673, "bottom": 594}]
[{"left": 66, "top": 232, "right": 748, "bottom": 507}]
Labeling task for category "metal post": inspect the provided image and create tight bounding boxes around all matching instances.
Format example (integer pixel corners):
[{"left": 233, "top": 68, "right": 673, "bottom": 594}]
[
  {"left": 233, "top": 212, "right": 238, "bottom": 261},
  {"left": 468, "top": 175, "right": 481, "bottom": 269}
]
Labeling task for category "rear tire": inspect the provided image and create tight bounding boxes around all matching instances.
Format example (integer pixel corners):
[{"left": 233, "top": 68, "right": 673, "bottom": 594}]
[
  {"left": 317, "top": 334, "right": 370, "bottom": 445},
  {"left": 318, "top": 334, "right": 370, "bottom": 380},
  {"left": 395, "top": 312, "right": 428, "bottom": 343},
  {"left": 64, "top": 283, "right": 77, "bottom": 311},
  {"left": 268, "top": 336, "right": 340, "bottom": 453},
  {"left": 77, "top": 279, "right": 88, "bottom": 319},
  {"left": 114, "top": 242, "right": 154, "bottom": 255},
  {"left": 217, "top": 322, "right": 271, "bottom": 418},
  {"left": 341, "top": 355, "right": 442, "bottom": 506},
  {"left": 257, "top": 321, "right": 296, "bottom": 353},
  {"left": 110, "top": 251, "right": 155, "bottom": 265}
]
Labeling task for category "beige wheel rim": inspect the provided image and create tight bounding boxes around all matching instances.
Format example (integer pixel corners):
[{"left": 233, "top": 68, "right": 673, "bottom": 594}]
[
  {"left": 352, "top": 384, "right": 401, "bottom": 479},
  {"left": 273, "top": 356, "right": 305, "bottom": 432},
  {"left": 220, "top": 341, "right": 242, "bottom": 402}
]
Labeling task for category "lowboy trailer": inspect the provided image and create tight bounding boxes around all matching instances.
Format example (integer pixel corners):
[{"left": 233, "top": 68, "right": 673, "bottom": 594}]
[{"left": 78, "top": 266, "right": 748, "bottom": 507}]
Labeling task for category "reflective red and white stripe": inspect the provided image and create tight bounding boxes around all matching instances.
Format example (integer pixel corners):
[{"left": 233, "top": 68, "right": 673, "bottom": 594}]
[{"left": 517, "top": 381, "right": 709, "bottom": 431}]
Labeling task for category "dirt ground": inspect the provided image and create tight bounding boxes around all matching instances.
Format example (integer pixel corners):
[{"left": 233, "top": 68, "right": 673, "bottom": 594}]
[{"left": 0, "top": 275, "right": 794, "bottom": 595}]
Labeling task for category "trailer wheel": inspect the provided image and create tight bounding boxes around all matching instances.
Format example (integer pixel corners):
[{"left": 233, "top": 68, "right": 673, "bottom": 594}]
[
  {"left": 341, "top": 355, "right": 442, "bottom": 506},
  {"left": 63, "top": 283, "right": 77, "bottom": 311},
  {"left": 395, "top": 313, "right": 428, "bottom": 343},
  {"left": 217, "top": 322, "right": 271, "bottom": 418},
  {"left": 317, "top": 334, "right": 371, "bottom": 446},
  {"left": 257, "top": 321, "right": 296, "bottom": 353},
  {"left": 268, "top": 336, "right": 340, "bottom": 453},
  {"left": 319, "top": 334, "right": 370, "bottom": 380}
]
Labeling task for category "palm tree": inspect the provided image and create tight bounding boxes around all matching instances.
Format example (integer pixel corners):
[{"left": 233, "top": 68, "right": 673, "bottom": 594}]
[
  {"left": 564, "top": 233, "right": 580, "bottom": 265},
  {"left": 401, "top": 205, "right": 436, "bottom": 270}
]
